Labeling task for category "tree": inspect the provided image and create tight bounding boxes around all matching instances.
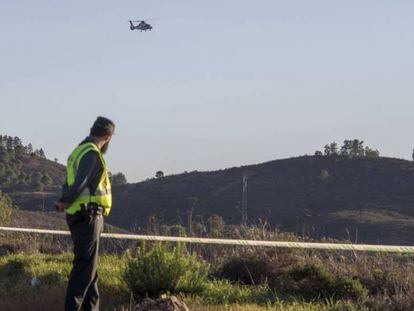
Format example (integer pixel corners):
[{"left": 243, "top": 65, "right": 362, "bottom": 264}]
[
  {"left": 340, "top": 139, "right": 365, "bottom": 158},
  {"left": 314, "top": 150, "right": 323, "bottom": 156},
  {"left": 329, "top": 142, "right": 339, "bottom": 155},
  {"left": 12, "top": 136, "right": 22, "bottom": 149},
  {"left": 324, "top": 145, "right": 331, "bottom": 156},
  {"left": 350, "top": 139, "right": 365, "bottom": 157},
  {"left": 109, "top": 172, "right": 127, "bottom": 186},
  {"left": 340, "top": 140, "right": 352, "bottom": 157},
  {"left": 6, "top": 136, "right": 13, "bottom": 151},
  {"left": 318, "top": 139, "right": 379, "bottom": 159},
  {"left": 365, "top": 147, "right": 380, "bottom": 158},
  {"left": 38, "top": 148, "right": 46, "bottom": 158},
  {"left": 155, "top": 171, "right": 164, "bottom": 179},
  {"left": 15, "top": 145, "right": 25, "bottom": 154},
  {"left": 0, "top": 147, "right": 7, "bottom": 162},
  {"left": 27, "top": 143, "right": 34, "bottom": 154}
]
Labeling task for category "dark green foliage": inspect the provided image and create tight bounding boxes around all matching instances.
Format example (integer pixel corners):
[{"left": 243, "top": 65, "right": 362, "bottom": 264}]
[
  {"left": 0, "top": 134, "right": 65, "bottom": 192},
  {"left": 218, "top": 255, "right": 274, "bottom": 285},
  {"left": 289, "top": 262, "right": 368, "bottom": 301},
  {"left": 109, "top": 172, "right": 127, "bottom": 186},
  {"left": 216, "top": 248, "right": 316, "bottom": 301},
  {"left": 123, "top": 243, "right": 209, "bottom": 299},
  {"left": 35, "top": 148, "right": 46, "bottom": 158},
  {"left": 216, "top": 250, "right": 299, "bottom": 287},
  {"left": 316, "top": 139, "right": 380, "bottom": 159},
  {"left": 0, "top": 258, "right": 27, "bottom": 279},
  {"left": 218, "top": 253, "right": 368, "bottom": 303}
]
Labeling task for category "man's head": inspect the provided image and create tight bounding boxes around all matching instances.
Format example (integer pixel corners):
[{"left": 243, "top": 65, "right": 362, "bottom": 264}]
[{"left": 90, "top": 116, "right": 115, "bottom": 154}]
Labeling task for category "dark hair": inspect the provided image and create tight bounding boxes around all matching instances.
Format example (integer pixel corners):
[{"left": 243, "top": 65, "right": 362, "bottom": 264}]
[{"left": 90, "top": 116, "right": 115, "bottom": 138}]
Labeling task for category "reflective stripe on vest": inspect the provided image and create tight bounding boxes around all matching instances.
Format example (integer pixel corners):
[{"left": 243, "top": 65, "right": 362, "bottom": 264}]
[{"left": 65, "top": 142, "right": 112, "bottom": 216}]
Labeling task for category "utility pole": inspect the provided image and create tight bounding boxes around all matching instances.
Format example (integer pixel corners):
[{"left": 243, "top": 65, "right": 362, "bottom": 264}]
[
  {"left": 186, "top": 196, "right": 198, "bottom": 236},
  {"left": 41, "top": 192, "right": 45, "bottom": 211},
  {"left": 241, "top": 174, "right": 248, "bottom": 225}
]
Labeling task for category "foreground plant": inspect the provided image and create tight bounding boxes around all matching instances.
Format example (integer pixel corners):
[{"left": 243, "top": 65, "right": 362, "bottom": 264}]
[{"left": 123, "top": 242, "right": 209, "bottom": 299}]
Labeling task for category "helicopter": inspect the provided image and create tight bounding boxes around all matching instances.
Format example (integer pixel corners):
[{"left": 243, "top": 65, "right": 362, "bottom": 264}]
[{"left": 129, "top": 20, "right": 153, "bottom": 32}]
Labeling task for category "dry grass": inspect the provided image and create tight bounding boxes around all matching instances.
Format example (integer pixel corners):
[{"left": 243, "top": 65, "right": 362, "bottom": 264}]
[{"left": 2, "top": 226, "right": 414, "bottom": 310}]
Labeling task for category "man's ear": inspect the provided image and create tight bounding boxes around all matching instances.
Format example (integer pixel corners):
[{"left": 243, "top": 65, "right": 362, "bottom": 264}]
[{"left": 105, "top": 134, "right": 112, "bottom": 143}]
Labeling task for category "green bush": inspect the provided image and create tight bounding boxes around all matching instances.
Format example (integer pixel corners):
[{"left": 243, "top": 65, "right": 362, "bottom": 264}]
[
  {"left": 123, "top": 243, "right": 209, "bottom": 299},
  {"left": 290, "top": 262, "right": 368, "bottom": 302},
  {"left": 216, "top": 249, "right": 300, "bottom": 287}
]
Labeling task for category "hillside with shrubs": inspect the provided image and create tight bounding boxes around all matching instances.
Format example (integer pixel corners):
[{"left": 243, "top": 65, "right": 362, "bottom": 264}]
[
  {"left": 0, "top": 135, "right": 65, "bottom": 192},
  {"left": 110, "top": 139, "right": 414, "bottom": 244},
  {"left": 3, "top": 135, "right": 414, "bottom": 244}
]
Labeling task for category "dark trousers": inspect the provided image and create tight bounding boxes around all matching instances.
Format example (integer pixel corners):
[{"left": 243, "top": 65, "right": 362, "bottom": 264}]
[{"left": 65, "top": 212, "right": 104, "bottom": 311}]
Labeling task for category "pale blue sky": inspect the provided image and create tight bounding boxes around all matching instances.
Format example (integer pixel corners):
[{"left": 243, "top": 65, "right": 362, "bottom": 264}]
[{"left": 1, "top": 1, "right": 413, "bottom": 182}]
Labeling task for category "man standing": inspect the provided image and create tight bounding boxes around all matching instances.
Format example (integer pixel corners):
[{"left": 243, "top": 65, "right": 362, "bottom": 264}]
[{"left": 55, "top": 116, "right": 115, "bottom": 311}]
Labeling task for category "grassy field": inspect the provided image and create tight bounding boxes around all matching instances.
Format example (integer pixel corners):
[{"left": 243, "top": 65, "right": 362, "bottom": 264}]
[
  {"left": 0, "top": 252, "right": 370, "bottom": 311},
  {"left": 1, "top": 219, "right": 413, "bottom": 310}
]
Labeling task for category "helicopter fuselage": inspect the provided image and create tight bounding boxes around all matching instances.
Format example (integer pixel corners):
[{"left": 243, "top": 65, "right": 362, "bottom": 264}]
[{"left": 129, "top": 21, "right": 152, "bottom": 31}]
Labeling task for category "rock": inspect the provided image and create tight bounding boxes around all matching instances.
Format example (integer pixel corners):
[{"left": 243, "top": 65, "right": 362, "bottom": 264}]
[
  {"left": 135, "top": 294, "right": 189, "bottom": 311},
  {"left": 31, "top": 276, "right": 41, "bottom": 287}
]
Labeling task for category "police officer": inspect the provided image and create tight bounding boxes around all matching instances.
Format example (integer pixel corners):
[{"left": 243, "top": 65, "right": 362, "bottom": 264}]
[{"left": 55, "top": 116, "right": 115, "bottom": 311}]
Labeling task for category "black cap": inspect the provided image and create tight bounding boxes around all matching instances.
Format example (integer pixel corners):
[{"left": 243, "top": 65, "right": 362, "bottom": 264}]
[{"left": 90, "top": 116, "right": 115, "bottom": 137}]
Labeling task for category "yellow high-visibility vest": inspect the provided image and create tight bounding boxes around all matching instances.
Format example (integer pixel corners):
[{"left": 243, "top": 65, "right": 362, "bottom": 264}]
[{"left": 65, "top": 142, "right": 112, "bottom": 216}]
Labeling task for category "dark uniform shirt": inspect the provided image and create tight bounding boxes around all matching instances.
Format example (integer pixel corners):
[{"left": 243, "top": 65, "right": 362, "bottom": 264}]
[{"left": 59, "top": 137, "right": 104, "bottom": 204}]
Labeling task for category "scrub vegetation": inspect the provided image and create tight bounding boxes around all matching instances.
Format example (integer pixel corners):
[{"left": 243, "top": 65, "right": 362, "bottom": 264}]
[
  {"left": 0, "top": 135, "right": 63, "bottom": 192},
  {"left": 1, "top": 236, "right": 414, "bottom": 310},
  {"left": 2, "top": 135, "right": 414, "bottom": 309},
  {"left": 3, "top": 133, "right": 414, "bottom": 246}
]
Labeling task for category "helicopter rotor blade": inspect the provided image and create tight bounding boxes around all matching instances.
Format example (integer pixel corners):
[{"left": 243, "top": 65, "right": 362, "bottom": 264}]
[{"left": 130, "top": 19, "right": 156, "bottom": 22}]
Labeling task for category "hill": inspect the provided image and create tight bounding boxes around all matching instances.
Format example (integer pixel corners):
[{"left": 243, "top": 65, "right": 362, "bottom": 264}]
[
  {"left": 108, "top": 156, "right": 414, "bottom": 244},
  {"left": 4, "top": 133, "right": 414, "bottom": 244},
  {"left": 0, "top": 135, "right": 65, "bottom": 192}
]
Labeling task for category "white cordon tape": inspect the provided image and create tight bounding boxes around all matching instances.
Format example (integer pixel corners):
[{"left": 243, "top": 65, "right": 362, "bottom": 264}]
[{"left": 1, "top": 226, "right": 414, "bottom": 253}]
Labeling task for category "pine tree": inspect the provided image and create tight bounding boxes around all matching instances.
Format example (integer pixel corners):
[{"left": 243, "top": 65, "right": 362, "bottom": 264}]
[
  {"left": 329, "top": 142, "right": 339, "bottom": 155},
  {"left": 38, "top": 148, "right": 46, "bottom": 158},
  {"left": 27, "top": 143, "right": 34, "bottom": 154},
  {"left": 6, "top": 136, "right": 13, "bottom": 151}
]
